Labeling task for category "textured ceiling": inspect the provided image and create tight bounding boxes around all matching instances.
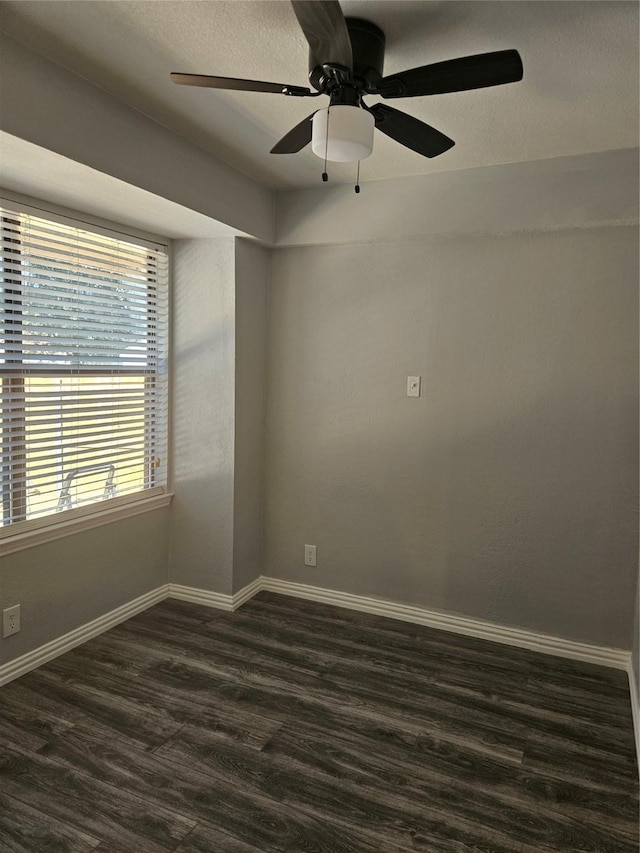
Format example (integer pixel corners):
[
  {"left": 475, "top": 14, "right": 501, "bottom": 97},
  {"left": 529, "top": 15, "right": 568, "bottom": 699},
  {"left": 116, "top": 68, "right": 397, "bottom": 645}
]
[{"left": 0, "top": 1, "right": 638, "bottom": 190}]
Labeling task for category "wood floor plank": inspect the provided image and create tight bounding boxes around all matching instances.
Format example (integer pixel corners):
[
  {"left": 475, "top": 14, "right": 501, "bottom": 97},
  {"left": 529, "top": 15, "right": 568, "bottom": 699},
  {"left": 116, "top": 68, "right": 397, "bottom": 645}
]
[
  {"left": 0, "top": 741, "right": 196, "bottom": 851},
  {"left": 1, "top": 680, "right": 88, "bottom": 729},
  {"left": 240, "top": 593, "right": 534, "bottom": 674},
  {"left": 0, "top": 792, "right": 101, "bottom": 853},
  {"left": 0, "top": 688, "right": 76, "bottom": 742},
  {"left": 19, "top": 667, "right": 183, "bottom": 750},
  {"left": 258, "top": 717, "right": 638, "bottom": 852},
  {"left": 35, "top": 725, "right": 384, "bottom": 853},
  {"left": 113, "top": 629, "right": 528, "bottom": 766},
  {"left": 51, "top": 635, "right": 147, "bottom": 678},
  {"left": 0, "top": 592, "right": 637, "bottom": 852},
  {"left": 43, "top": 651, "right": 284, "bottom": 752},
  {"left": 152, "top": 721, "right": 519, "bottom": 853},
  {"left": 114, "top": 614, "right": 331, "bottom": 682},
  {"left": 522, "top": 728, "right": 638, "bottom": 785},
  {"left": 261, "top": 713, "right": 638, "bottom": 828},
  {"left": 203, "top": 605, "right": 449, "bottom": 675},
  {"left": 243, "top": 593, "right": 632, "bottom": 689},
  {"left": 171, "top": 821, "right": 291, "bottom": 853},
  {"left": 430, "top": 676, "right": 635, "bottom": 756},
  {"left": 319, "top": 661, "right": 530, "bottom": 746},
  {"left": 216, "top": 604, "right": 481, "bottom": 679},
  {"left": 523, "top": 730, "right": 639, "bottom": 794},
  {"left": 0, "top": 713, "right": 49, "bottom": 752}
]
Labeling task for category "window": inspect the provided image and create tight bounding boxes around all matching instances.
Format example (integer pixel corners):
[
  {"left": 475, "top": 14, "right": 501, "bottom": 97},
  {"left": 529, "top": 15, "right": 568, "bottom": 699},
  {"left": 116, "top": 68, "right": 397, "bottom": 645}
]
[{"left": 1, "top": 202, "right": 169, "bottom": 534}]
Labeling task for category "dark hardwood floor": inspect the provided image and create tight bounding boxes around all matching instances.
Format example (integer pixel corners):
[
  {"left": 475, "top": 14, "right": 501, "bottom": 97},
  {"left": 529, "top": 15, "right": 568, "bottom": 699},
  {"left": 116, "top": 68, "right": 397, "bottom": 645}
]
[{"left": 0, "top": 591, "right": 638, "bottom": 853}]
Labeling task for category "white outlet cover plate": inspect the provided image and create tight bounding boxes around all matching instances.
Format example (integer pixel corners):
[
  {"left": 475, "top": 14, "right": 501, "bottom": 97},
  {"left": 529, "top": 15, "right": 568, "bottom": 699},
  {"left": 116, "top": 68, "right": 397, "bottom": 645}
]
[
  {"left": 304, "top": 545, "right": 317, "bottom": 567},
  {"left": 407, "top": 376, "right": 421, "bottom": 397},
  {"left": 3, "top": 604, "right": 20, "bottom": 637}
]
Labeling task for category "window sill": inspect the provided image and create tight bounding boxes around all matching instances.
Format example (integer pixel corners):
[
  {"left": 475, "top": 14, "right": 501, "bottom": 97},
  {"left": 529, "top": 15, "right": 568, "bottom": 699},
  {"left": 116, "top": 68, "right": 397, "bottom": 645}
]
[{"left": 0, "top": 492, "right": 173, "bottom": 557}]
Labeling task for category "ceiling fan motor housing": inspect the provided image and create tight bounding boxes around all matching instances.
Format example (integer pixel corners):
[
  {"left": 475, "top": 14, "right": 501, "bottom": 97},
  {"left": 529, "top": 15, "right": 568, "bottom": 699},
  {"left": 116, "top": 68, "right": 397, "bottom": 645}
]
[{"left": 308, "top": 18, "right": 386, "bottom": 93}]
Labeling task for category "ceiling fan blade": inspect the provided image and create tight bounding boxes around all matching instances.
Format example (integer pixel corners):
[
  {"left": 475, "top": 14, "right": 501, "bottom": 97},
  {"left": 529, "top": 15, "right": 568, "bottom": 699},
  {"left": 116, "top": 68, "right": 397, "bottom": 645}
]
[
  {"left": 377, "top": 49, "right": 523, "bottom": 98},
  {"left": 271, "top": 113, "right": 317, "bottom": 154},
  {"left": 171, "top": 72, "right": 311, "bottom": 97},
  {"left": 291, "top": 0, "right": 353, "bottom": 70},
  {"left": 370, "top": 104, "right": 454, "bottom": 158}
]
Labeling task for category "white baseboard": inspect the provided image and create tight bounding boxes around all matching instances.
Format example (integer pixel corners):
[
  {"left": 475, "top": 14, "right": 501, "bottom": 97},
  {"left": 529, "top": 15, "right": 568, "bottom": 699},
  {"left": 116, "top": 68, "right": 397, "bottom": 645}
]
[
  {"left": 231, "top": 577, "right": 264, "bottom": 609},
  {"left": 627, "top": 661, "right": 640, "bottom": 781},
  {"left": 166, "top": 577, "right": 263, "bottom": 611},
  {"left": 0, "top": 584, "right": 169, "bottom": 687},
  {"left": 1, "top": 575, "right": 632, "bottom": 691},
  {"left": 167, "top": 583, "right": 235, "bottom": 611},
  {"left": 259, "top": 576, "right": 631, "bottom": 671}
]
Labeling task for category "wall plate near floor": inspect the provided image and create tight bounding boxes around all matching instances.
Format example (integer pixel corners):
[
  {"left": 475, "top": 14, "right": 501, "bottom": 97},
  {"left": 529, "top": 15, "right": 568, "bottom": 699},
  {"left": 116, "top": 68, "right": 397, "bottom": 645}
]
[{"left": 3, "top": 604, "right": 20, "bottom": 638}]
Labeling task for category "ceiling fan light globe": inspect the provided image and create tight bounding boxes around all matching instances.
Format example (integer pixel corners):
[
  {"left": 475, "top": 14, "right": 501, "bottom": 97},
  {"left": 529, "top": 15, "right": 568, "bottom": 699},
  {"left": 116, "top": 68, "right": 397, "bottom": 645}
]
[{"left": 311, "top": 106, "right": 374, "bottom": 162}]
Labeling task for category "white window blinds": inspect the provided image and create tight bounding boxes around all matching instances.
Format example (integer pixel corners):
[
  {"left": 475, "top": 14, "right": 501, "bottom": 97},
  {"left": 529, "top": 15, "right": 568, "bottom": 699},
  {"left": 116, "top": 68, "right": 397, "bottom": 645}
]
[{"left": 1, "top": 204, "right": 169, "bottom": 529}]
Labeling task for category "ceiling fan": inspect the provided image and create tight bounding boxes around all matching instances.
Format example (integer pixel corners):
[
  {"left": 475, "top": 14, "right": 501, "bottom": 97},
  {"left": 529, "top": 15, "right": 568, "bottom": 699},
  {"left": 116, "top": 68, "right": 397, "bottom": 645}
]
[{"left": 171, "top": 0, "right": 523, "bottom": 170}]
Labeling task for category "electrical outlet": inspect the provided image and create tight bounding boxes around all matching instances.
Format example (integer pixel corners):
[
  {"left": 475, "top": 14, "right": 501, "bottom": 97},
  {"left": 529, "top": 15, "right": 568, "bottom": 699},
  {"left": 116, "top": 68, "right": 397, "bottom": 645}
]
[
  {"left": 304, "top": 545, "right": 317, "bottom": 567},
  {"left": 3, "top": 604, "right": 20, "bottom": 638}
]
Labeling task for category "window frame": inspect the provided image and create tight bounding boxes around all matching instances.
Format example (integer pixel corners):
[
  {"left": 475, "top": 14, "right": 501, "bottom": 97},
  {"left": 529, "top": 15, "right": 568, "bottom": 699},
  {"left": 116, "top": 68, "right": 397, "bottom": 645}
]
[{"left": 0, "top": 195, "right": 172, "bottom": 555}]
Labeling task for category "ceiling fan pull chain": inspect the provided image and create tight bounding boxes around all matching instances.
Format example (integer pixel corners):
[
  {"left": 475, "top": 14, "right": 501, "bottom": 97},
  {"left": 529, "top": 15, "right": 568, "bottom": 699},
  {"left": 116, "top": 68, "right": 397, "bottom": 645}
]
[
  {"left": 355, "top": 160, "right": 361, "bottom": 194},
  {"left": 322, "top": 106, "right": 330, "bottom": 181}
]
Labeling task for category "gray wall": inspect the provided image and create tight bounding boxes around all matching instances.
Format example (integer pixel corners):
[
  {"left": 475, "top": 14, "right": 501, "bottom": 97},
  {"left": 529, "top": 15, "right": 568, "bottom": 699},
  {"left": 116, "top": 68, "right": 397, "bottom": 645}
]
[
  {"left": 276, "top": 149, "right": 639, "bottom": 248},
  {"left": 265, "top": 225, "right": 639, "bottom": 649},
  {"left": 169, "top": 238, "right": 237, "bottom": 594},
  {"left": 233, "top": 239, "right": 270, "bottom": 593},
  {"left": 168, "top": 237, "right": 270, "bottom": 595},
  {"left": 0, "top": 508, "right": 169, "bottom": 667},
  {"left": 0, "top": 33, "right": 273, "bottom": 242}
]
